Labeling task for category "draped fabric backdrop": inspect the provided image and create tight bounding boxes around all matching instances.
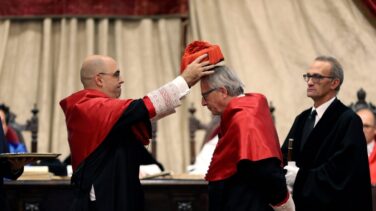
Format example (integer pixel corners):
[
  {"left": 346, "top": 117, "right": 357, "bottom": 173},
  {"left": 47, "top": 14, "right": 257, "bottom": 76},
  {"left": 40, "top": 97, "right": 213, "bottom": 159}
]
[
  {"left": 0, "top": 0, "right": 375, "bottom": 173},
  {"left": 188, "top": 0, "right": 376, "bottom": 148},
  {"left": 0, "top": 0, "right": 188, "bottom": 17},
  {"left": 0, "top": 18, "right": 191, "bottom": 172}
]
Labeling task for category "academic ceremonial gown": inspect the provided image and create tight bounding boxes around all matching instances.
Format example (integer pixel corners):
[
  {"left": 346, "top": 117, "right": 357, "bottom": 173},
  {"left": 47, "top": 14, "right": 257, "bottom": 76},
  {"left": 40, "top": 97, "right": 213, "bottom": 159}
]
[
  {"left": 206, "top": 93, "right": 288, "bottom": 211},
  {"left": 60, "top": 89, "right": 155, "bottom": 211},
  {"left": 281, "top": 99, "right": 372, "bottom": 211},
  {"left": 369, "top": 140, "right": 376, "bottom": 185}
]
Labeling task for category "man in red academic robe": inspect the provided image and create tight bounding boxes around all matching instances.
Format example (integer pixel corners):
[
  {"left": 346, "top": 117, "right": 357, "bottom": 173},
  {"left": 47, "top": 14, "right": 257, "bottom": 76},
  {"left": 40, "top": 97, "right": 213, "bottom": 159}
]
[
  {"left": 182, "top": 41, "right": 294, "bottom": 211},
  {"left": 357, "top": 108, "right": 376, "bottom": 185},
  {"left": 60, "top": 54, "right": 214, "bottom": 211}
]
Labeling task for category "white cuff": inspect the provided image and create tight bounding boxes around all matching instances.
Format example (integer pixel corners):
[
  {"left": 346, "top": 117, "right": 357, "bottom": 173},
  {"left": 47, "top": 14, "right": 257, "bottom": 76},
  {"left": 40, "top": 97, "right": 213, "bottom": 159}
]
[
  {"left": 140, "top": 164, "right": 162, "bottom": 175},
  {"left": 147, "top": 76, "right": 190, "bottom": 121},
  {"left": 284, "top": 164, "right": 299, "bottom": 187},
  {"left": 172, "top": 76, "right": 190, "bottom": 98}
]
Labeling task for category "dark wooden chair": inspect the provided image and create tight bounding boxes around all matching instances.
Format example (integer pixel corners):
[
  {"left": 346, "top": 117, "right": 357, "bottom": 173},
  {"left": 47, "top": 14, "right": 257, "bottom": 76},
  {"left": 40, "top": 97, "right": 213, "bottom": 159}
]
[{"left": 349, "top": 88, "right": 376, "bottom": 113}]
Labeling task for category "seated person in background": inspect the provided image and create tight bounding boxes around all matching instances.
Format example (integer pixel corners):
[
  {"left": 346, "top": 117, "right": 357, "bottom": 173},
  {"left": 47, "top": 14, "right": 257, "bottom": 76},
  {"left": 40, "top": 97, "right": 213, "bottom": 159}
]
[
  {"left": 0, "top": 116, "right": 36, "bottom": 211},
  {"left": 188, "top": 115, "right": 220, "bottom": 175},
  {"left": 0, "top": 104, "right": 27, "bottom": 153},
  {"left": 356, "top": 108, "right": 376, "bottom": 185}
]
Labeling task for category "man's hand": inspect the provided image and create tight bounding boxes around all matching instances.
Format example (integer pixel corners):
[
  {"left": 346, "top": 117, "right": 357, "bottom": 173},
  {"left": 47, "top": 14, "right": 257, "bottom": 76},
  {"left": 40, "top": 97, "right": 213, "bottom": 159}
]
[{"left": 181, "top": 54, "right": 215, "bottom": 87}]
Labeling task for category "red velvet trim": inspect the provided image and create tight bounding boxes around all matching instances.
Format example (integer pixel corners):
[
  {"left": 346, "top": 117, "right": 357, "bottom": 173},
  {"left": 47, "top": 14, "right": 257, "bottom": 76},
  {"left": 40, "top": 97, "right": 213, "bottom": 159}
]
[
  {"left": 273, "top": 192, "right": 290, "bottom": 207},
  {"left": 143, "top": 96, "right": 156, "bottom": 119},
  {"left": 5, "top": 127, "right": 20, "bottom": 144},
  {"left": 131, "top": 123, "right": 150, "bottom": 145},
  {"left": 364, "top": 0, "right": 376, "bottom": 16},
  {"left": 0, "top": 0, "right": 188, "bottom": 17}
]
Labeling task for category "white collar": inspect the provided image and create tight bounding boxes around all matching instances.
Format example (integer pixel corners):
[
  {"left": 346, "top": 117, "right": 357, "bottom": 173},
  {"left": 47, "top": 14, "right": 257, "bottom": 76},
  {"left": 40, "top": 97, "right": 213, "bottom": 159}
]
[
  {"left": 312, "top": 97, "right": 336, "bottom": 119},
  {"left": 368, "top": 141, "right": 375, "bottom": 157},
  {"left": 311, "top": 97, "right": 336, "bottom": 126}
]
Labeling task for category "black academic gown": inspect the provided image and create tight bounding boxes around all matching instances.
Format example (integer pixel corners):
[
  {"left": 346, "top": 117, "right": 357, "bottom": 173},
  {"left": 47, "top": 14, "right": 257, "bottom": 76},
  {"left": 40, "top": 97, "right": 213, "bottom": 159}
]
[
  {"left": 281, "top": 99, "right": 372, "bottom": 211},
  {"left": 208, "top": 159, "right": 288, "bottom": 211},
  {"left": 70, "top": 99, "right": 153, "bottom": 211}
]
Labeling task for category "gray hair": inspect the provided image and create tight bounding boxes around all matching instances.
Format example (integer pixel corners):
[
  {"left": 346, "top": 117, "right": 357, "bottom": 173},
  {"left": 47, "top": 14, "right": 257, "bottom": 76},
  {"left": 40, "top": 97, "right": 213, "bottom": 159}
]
[
  {"left": 203, "top": 65, "right": 245, "bottom": 96},
  {"left": 315, "top": 56, "right": 344, "bottom": 92}
]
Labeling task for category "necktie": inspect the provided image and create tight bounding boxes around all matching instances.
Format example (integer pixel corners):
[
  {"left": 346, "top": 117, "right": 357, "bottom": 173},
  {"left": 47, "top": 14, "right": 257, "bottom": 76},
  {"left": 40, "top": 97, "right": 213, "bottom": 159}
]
[{"left": 301, "top": 110, "right": 317, "bottom": 149}]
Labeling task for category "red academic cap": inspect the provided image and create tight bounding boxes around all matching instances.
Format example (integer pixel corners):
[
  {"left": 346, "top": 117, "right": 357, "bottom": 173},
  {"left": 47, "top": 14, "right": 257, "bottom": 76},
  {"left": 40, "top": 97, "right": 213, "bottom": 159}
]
[{"left": 180, "top": 41, "right": 224, "bottom": 73}]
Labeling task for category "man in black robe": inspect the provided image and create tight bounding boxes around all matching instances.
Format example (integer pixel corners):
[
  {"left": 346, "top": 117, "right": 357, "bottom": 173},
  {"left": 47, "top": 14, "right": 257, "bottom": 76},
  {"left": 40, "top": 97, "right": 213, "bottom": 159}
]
[
  {"left": 60, "top": 54, "right": 214, "bottom": 211},
  {"left": 281, "top": 56, "right": 372, "bottom": 211}
]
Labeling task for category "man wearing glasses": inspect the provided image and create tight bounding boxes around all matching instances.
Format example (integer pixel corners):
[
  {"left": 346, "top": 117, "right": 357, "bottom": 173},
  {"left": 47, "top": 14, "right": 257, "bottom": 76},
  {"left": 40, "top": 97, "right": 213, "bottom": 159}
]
[
  {"left": 184, "top": 41, "right": 295, "bottom": 211},
  {"left": 356, "top": 108, "right": 376, "bottom": 185},
  {"left": 281, "top": 56, "right": 372, "bottom": 211},
  {"left": 60, "top": 54, "right": 214, "bottom": 211}
]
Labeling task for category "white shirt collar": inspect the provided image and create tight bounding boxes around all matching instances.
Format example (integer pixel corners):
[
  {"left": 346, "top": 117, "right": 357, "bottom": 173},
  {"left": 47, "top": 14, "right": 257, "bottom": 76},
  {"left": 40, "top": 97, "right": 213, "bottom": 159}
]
[
  {"left": 368, "top": 141, "right": 375, "bottom": 157},
  {"left": 311, "top": 96, "right": 336, "bottom": 126}
]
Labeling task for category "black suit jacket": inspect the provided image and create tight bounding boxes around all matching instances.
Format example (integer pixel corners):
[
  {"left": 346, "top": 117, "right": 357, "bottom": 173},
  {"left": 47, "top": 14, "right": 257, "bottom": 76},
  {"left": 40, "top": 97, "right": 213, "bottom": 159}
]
[{"left": 282, "top": 99, "right": 372, "bottom": 211}]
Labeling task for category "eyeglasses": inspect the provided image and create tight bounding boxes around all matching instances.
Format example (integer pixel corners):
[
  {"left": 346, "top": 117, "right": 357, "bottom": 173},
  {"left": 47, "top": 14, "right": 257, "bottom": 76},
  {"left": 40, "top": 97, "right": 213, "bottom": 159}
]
[
  {"left": 98, "top": 70, "right": 120, "bottom": 79},
  {"left": 303, "top": 73, "right": 333, "bottom": 83},
  {"left": 202, "top": 87, "right": 219, "bottom": 101}
]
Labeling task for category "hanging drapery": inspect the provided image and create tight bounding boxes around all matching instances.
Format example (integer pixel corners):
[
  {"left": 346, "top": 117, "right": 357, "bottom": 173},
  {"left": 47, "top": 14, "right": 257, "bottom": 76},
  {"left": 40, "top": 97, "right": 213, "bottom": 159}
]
[
  {"left": 0, "top": 0, "right": 188, "bottom": 17},
  {"left": 0, "top": 0, "right": 375, "bottom": 174},
  {"left": 363, "top": 0, "right": 376, "bottom": 15}
]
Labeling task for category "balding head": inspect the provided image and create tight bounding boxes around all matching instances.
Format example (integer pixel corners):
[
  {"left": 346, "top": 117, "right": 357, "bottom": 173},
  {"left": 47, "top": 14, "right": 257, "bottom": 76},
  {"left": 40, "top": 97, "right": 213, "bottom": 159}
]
[
  {"left": 79, "top": 55, "right": 124, "bottom": 98},
  {"left": 357, "top": 108, "right": 376, "bottom": 144},
  {"left": 80, "top": 55, "right": 116, "bottom": 88}
]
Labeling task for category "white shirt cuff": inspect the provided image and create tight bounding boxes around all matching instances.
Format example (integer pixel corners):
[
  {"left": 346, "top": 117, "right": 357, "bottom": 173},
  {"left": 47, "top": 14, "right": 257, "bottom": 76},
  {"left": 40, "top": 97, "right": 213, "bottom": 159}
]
[{"left": 172, "top": 76, "right": 190, "bottom": 99}]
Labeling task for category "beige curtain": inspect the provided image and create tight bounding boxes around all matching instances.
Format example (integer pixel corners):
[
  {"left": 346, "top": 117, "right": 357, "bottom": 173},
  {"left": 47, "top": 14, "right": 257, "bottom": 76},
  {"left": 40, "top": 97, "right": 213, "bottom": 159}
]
[
  {"left": 0, "top": 18, "right": 191, "bottom": 172},
  {"left": 189, "top": 0, "right": 376, "bottom": 143}
]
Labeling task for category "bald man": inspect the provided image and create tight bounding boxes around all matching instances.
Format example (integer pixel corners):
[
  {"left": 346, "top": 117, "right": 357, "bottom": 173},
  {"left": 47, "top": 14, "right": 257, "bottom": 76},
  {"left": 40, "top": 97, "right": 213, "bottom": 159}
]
[
  {"left": 60, "top": 54, "right": 214, "bottom": 211},
  {"left": 357, "top": 108, "right": 376, "bottom": 185}
]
